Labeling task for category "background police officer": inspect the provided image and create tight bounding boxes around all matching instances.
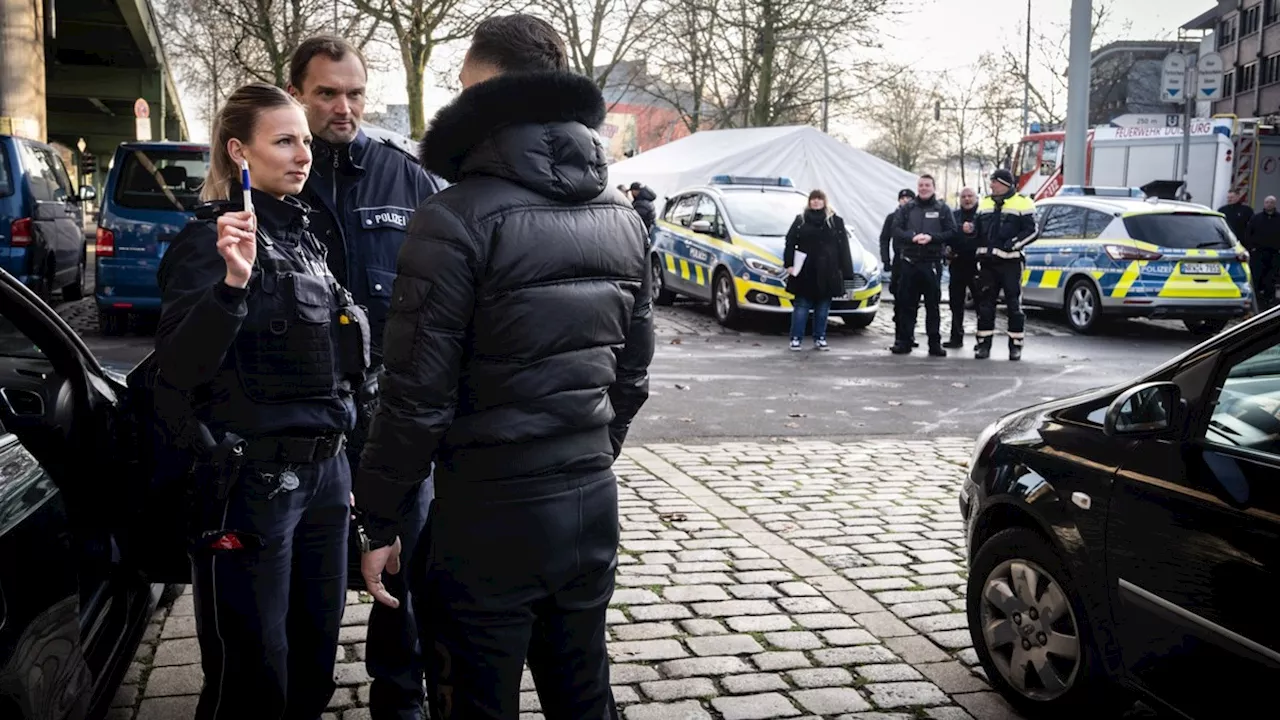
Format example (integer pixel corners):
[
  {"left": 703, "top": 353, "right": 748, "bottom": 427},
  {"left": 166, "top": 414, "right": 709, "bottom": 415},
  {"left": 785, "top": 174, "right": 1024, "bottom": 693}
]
[
  {"left": 890, "top": 174, "right": 956, "bottom": 356},
  {"left": 946, "top": 187, "right": 980, "bottom": 349},
  {"left": 288, "top": 35, "right": 441, "bottom": 720},
  {"left": 881, "top": 188, "right": 915, "bottom": 345},
  {"left": 974, "top": 169, "right": 1039, "bottom": 360},
  {"left": 156, "top": 82, "right": 362, "bottom": 720}
]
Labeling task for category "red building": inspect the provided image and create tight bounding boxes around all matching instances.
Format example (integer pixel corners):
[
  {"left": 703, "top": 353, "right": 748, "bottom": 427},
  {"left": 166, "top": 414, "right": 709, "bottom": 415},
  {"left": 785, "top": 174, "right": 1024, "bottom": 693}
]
[{"left": 598, "top": 61, "right": 700, "bottom": 162}]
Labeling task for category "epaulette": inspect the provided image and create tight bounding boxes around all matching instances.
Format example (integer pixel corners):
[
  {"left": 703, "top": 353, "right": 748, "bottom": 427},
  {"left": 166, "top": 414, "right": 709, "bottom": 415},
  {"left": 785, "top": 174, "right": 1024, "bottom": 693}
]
[
  {"left": 377, "top": 136, "right": 422, "bottom": 166},
  {"left": 193, "top": 200, "right": 239, "bottom": 221}
]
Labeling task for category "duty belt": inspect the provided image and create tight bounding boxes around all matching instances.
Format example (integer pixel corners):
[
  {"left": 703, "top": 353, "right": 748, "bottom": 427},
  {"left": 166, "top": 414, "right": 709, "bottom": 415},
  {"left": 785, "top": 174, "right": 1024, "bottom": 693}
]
[{"left": 241, "top": 433, "right": 347, "bottom": 464}]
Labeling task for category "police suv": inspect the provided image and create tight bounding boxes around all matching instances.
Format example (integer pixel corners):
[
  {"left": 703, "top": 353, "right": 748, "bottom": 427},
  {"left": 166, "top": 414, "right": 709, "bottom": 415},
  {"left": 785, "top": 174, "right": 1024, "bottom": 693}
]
[
  {"left": 1022, "top": 193, "right": 1253, "bottom": 334},
  {"left": 650, "top": 176, "right": 882, "bottom": 328}
]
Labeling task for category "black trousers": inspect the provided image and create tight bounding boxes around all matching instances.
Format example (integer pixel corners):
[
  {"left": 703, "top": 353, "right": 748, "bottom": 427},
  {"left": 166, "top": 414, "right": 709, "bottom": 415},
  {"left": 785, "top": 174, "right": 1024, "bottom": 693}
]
[
  {"left": 348, "top": 369, "right": 435, "bottom": 720},
  {"left": 976, "top": 260, "right": 1025, "bottom": 343},
  {"left": 947, "top": 255, "right": 978, "bottom": 339},
  {"left": 896, "top": 258, "right": 944, "bottom": 346},
  {"left": 413, "top": 471, "right": 620, "bottom": 720},
  {"left": 1250, "top": 247, "right": 1279, "bottom": 310},
  {"left": 192, "top": 453, "right": 351, "bottom": 720}
]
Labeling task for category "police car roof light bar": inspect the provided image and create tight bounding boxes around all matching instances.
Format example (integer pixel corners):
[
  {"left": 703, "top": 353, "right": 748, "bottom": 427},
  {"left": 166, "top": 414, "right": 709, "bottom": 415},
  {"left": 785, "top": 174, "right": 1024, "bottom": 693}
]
[{"left": 710, "top": 175, "right": 794, "bottom": 187}]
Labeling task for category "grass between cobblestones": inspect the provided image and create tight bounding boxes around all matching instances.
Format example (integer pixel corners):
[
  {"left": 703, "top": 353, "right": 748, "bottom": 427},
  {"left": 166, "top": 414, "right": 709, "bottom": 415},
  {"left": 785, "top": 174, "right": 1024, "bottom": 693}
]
[{"left": 113, "top": 440, "right": 1029, "bottom": 720}]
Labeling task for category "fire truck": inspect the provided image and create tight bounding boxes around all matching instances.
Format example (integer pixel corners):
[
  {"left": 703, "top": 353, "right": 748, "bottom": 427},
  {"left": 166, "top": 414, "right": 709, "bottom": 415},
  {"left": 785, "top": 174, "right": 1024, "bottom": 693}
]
[{"left": 1013, "top": 115, "right": 1280, "bottom": 208}]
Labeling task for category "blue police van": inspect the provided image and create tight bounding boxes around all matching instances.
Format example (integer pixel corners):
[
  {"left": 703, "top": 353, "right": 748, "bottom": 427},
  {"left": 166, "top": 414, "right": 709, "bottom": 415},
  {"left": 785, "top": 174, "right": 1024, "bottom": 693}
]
[
  {"left": 95, "top": 142, "right": 209, "bottom": 334},
  {"left": 649, "top": 175, "right": 883, "bottom": 328},
  {"left": 0, "top": 134, "right": 93, "bottom": 302}
]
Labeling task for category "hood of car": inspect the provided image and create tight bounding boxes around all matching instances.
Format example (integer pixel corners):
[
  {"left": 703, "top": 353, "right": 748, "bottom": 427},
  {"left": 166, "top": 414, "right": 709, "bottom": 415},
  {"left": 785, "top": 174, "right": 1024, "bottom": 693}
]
[{"left": 738, "top": 234, "right": 879, "bottom": 276}]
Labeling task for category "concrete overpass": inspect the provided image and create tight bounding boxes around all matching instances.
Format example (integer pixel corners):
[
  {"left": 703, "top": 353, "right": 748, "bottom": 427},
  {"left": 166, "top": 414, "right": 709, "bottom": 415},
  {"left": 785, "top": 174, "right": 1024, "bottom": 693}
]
[{"left": 1, "top": 0, "right": 189, "bottom": 187}]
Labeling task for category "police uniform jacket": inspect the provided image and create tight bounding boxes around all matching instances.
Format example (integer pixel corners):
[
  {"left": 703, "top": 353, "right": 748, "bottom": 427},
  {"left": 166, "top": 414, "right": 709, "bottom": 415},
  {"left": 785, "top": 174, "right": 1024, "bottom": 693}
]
[
  {"left": 355, "top": 70, "right": 655, "bottom": 543},
  {"left": 155, "top": 190, "right": 356, "bottom": 438},
  {"left": 975, "top": 190, "right": 1039, "bottom": 262},
  {"left": 302, "top": 132, "right": 442, "bottom": 364},
  {"left": 892, "top": 195, "right": 957, "bottom": 263}
]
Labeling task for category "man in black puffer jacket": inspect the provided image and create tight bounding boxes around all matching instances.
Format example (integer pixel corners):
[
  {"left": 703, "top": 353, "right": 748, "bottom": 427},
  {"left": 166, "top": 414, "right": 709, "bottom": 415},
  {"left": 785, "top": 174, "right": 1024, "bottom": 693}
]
[
  {"left": 354, "top": 15, "right": 654, "bottom": 719},
  {"left": 630, "top": 182, "right": 657, "bottom": 234}
]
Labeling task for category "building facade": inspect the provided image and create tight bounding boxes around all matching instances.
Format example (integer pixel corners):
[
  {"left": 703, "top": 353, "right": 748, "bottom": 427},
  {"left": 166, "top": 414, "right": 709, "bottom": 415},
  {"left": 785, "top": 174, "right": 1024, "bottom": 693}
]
[
  {"left": 1089, "top": 40, "right": 1201, "bottom": 125},
  {"left": 1184, "top": 0, "right": 1280, "bottom": 118},
  {"left": 597, "top": 61, "right": 698, "bottom": 163}
]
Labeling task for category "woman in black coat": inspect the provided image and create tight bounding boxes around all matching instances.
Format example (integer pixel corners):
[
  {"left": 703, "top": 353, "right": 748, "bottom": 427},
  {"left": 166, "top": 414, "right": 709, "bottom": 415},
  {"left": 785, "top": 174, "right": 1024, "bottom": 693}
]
[{"left": 784, "top": 189, "right": 855, "bottom": 350}]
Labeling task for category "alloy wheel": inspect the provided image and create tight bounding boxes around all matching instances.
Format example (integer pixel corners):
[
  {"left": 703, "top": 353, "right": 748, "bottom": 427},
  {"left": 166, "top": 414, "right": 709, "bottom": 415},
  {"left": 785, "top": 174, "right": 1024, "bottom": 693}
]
[
  {"left": 650, "top": 258, "right": 664, "bottom": 302},
  {"left": 1069, "top": 285, "right": 1095, "bottom": 330},
  {"left": 715, "top": 274, "right": 733, "bottom": 322},
  {"left": 979, "top": 558, "right": 1082, "bottom": 702}
]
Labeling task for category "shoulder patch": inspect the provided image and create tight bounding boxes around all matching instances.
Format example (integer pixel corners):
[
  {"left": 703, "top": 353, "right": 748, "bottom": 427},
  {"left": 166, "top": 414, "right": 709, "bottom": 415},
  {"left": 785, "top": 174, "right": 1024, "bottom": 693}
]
[{"left": 378, "top": 137, "right": 422, "bottom": 166}]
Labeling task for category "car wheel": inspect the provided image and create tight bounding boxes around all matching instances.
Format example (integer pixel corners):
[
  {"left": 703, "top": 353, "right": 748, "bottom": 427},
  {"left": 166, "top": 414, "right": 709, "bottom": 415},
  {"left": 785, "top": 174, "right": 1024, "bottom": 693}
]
[
  {"left": 713, "top": 269, "right": 741, "bottom": 327},
  {"left": 968, "top": 527, "right": 1123, "bottom": 718},
  {"left": 62, "top": 253, "right": 86, "bottom": 301},
  {"left": 843, "top": 313, "right": 875, "bottom": 330},
  {"left": 1183, "top": 318, "right": 1228, "bottom": 336},
  {"left": 98, "top": 308, "right": 124, "bottom": 336},
  {"left": 1064, "top": 279, "right": 1102, "bottom": 334},
  {"left": 650, "top": 254, "right": 676, "bottom": 306}
]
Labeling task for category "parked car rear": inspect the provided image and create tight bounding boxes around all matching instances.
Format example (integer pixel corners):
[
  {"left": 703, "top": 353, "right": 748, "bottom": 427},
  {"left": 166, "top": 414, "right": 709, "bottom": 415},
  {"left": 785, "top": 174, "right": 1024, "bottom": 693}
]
[
  {"left": 95, "top": 142, "right": 209, "bottom": 334},
  {"left": 0, "top": 134, "right": 93, "bottom": 302}
]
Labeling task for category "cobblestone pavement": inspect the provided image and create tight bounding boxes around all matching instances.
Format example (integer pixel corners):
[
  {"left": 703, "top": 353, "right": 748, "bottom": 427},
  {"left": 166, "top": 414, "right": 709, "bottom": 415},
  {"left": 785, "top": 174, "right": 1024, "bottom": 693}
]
[{"left": 111, "top": 439, "right": 1046, "bottom": 720}]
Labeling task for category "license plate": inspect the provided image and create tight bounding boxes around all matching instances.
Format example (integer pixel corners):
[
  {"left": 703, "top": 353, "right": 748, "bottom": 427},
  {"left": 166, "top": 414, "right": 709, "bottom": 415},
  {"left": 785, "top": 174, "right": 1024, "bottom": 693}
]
[{"left": 1182, "top": 262, "right": 1222, "bottom": 275}]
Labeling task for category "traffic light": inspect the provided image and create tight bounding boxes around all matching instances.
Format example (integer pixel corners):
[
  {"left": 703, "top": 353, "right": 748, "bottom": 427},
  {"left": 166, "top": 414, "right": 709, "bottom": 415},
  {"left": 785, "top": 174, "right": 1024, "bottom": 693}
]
[{"left": 80, "top": 152, "right": 96, "bottom": 176}]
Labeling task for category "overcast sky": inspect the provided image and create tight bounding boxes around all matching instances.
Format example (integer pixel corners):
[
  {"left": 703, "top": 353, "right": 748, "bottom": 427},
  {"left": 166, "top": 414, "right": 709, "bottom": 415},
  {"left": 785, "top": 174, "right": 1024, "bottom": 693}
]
[{"left": 184, "top": 0, "right": 1218, "bottom": 145}]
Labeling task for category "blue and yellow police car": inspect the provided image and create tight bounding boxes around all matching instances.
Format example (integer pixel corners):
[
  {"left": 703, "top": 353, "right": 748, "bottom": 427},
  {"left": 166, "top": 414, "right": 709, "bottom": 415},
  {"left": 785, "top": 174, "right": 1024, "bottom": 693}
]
[
  {"left": 649, "top": 175, "right": 882, "bottom": 327},
  {"left": 1022, "top": 194, "right": 1253, "bottom": 334}
]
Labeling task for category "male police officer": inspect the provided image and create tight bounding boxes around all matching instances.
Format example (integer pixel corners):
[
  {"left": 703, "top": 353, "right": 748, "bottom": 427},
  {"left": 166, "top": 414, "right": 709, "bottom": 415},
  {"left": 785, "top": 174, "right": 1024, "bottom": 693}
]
[
  {"left": 945, "top": 187, "right": 980, "bottom": 348},
  {"left": 289, "top": 35, "right": 441, "bottom": 720},
  {"left": 974, "top": 169, "right": 1038, "bottom": 361},
  {"left": 880, "top": 188, "right": 915, "bottom": 341},
  {"left": 890, "top": 175, "right": 956, "bottom": 356},
  {"left": 1219, "top": 190, "right": 1254, "bottom": 243}
]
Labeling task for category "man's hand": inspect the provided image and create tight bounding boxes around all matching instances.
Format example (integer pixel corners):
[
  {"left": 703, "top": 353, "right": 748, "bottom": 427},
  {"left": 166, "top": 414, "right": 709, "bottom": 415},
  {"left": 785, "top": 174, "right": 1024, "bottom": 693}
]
[
  {"left": 963, "top": 221, "right": 974, "bottom": 234},
  {"left": 361, "top": 537, "right": 403, "bottom": 608},
  {"left": 913, "top": 234, "right": 931, "bottom": 245}
]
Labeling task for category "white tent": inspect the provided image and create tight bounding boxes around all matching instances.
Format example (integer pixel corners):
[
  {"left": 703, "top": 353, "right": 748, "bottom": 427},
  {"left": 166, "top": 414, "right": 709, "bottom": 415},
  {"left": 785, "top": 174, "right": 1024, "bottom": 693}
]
[{"left": 608, "top": 125, "right": 919, "bottom": 256}]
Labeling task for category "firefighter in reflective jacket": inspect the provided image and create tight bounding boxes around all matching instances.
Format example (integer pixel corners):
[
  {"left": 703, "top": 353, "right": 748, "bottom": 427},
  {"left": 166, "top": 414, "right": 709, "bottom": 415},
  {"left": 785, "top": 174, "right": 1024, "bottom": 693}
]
[{"left": 974, "top": 169, "right": 1039, "bottom": 361}]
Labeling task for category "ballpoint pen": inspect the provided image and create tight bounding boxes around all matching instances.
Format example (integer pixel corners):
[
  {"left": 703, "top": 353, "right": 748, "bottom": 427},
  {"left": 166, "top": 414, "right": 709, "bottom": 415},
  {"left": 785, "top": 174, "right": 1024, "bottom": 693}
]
[{"left": 241, "top": 159, "right": 254, "bottom": 218}]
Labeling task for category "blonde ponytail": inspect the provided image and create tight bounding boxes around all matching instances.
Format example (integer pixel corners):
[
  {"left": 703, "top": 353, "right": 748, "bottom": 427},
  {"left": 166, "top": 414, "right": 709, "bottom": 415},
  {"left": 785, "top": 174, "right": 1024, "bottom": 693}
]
[{"left": 200, "top": 83, "right": 300, "bottom": 202}]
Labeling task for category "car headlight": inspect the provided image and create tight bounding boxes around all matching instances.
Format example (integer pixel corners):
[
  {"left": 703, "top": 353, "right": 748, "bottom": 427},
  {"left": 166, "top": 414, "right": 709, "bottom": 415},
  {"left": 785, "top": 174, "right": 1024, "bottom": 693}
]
[
  {"left": 746, "top": 257, "right": 786, "bottom": 277},
  {"left": 969, "top": 415, "right": 1009, "bottom": 472}
]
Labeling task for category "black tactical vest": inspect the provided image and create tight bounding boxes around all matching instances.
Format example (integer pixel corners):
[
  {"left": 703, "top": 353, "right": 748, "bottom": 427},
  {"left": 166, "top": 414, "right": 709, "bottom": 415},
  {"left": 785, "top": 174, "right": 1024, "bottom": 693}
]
[{"left": 233, "top": 229, "right": 347, "bottom": 404}]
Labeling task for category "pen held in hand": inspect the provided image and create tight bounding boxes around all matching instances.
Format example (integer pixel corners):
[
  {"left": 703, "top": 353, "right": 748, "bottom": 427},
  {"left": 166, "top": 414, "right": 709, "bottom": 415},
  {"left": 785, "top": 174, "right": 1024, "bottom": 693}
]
[{"left": 240, "top": 159, "right": 254, "bottom": 220}]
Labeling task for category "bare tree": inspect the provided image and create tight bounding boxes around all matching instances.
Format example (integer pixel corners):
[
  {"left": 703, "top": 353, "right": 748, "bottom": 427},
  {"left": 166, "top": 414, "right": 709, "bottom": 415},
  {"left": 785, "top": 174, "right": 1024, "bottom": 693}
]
[
  {"left": 861, "top": 71, "right": 942, "bottom": 173},
  {"left": 533, "top": 0, "right": 657, "bottom": 90},
  {"left": 631, "top": 0, "right": 720, "bottom": 133},
  {"left": 350, "top": 0, "right": 491, "bottom": 138},
  {"left": 996, "top": 0, "right": 1131, "bottom": 126}
]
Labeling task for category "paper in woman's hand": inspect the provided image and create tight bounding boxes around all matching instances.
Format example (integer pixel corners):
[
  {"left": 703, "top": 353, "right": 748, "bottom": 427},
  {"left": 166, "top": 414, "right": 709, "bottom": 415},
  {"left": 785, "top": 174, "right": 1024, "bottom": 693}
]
[{"left": 790, "top": 250, "right": 807, "bottom": 276}]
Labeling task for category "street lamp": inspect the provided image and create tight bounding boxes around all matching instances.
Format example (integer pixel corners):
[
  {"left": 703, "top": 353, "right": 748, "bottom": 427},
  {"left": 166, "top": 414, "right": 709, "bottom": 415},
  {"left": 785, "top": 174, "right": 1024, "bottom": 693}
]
[
  {"left": 1023, "top": 0, "right": 1031, "bottom": 134},
  {"left": 776, "top": 35, "right": 830, "bottom": 133}
]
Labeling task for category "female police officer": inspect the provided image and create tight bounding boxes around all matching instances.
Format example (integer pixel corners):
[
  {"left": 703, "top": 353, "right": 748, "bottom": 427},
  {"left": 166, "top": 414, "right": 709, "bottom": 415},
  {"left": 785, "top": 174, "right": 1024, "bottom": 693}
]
[{"left": 154, "top": 82, "right": 368, "bottom": 720}]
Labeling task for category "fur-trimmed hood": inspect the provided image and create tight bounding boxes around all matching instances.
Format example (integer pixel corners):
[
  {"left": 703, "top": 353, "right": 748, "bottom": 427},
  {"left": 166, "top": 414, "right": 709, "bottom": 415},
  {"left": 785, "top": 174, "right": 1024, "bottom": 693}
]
[{"left": 419, "top": 71, "right": 610, "bottom": 202}]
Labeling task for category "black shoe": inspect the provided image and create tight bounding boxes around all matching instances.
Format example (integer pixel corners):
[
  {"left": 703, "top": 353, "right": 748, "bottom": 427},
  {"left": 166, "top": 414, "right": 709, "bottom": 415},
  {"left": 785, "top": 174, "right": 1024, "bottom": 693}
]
[
  {"left": 943, "top": 336, "right": 964, "bottom": 349},
  {"left": 928, "top": 345, "right": 947, "bottom": 357},
  {"left": 975, "top": 340, "right": 992, "bottom": 359},
  {"left": 890, "top": 344, "right": 912, "bottom": 355},
  {"left": 1009, "top": 343, "right": 1023, "bottom": 362},
  {"left": 913, "top": 340, "right": 920, "bottom": 348}
]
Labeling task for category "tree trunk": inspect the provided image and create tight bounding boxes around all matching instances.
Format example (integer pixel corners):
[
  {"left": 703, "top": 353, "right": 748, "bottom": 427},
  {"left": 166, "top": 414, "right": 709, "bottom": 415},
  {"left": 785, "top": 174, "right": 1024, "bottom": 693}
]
[{"left": 406, "top": 61, "right": 426, "bottom": 139}]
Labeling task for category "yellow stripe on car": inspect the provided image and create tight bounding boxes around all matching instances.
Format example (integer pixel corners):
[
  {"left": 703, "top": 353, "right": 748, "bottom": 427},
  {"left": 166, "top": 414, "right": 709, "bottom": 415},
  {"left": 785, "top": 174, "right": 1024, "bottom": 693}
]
[
  {"left": 1040, "top": 270, "right": 1062, "bottom": 289},
  {"left": 695, "top": 264, "right": 705, "bottom": 286},
  {"left": 665, "top": 253, "right": 676, "bottom": 273},
  {"left": 680, "top": 259, "right": 691, "bottom": 281},
  {"left": 1111, "top": 261, "right": 1144, "bottom": 297}
]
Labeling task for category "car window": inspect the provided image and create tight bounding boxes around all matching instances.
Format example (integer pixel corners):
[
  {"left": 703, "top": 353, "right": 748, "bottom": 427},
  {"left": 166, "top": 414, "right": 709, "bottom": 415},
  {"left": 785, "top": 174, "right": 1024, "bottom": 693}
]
[
  {"left": 18, "top": 143, "right": 60, "bottom": 202},
  {"left": 0, "top": 143, "right": 12, "bottom": 197},
  {"left": 113, "top": 148, "right": 209, "bottom": 212},
  {"left": 0, "top": 313, "right": 45, "bottom": 360},
  {"left": 1084, "top": 210, "right": 1113, "bottom": 238},
  {"left": 718, "top": 190, "right": 806, "bottom": 236},
  {"left": 1040, "top": 205, "right": 1088, "bottom": 238},
  {"left": 1123, "top": 213, "right": 1233, "bottom": 250},
  {"left": 1204, "top": 343, "right": 1280, "bottom": 454},
  {"left": 695, "top": 195, "right": 722, "bottom": 233},
  {"left": 41, "top": 149, "right": 73, "bottom": 199},
  {"left": 670, "top": 195, "right": 698, "bottom": 228}
]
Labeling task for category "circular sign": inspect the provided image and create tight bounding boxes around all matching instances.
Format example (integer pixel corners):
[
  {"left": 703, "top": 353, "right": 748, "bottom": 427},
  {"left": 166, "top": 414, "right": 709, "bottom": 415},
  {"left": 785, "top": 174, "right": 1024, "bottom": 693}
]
[
  {"left": 134, "top": 98, "right": 150, "bottom": 120},
  {"left": 1265, "top": 157, "right": 1277, "bottom": 175}
]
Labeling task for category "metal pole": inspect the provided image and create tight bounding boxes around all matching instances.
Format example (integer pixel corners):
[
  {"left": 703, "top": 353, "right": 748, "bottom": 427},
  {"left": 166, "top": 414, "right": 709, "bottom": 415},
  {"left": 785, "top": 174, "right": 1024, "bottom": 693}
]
[
  {"left": 1181, "top": 51, "right": 1195, "bottom": 200},
  {"left": 159, "top": 66, "right": 166, "bottom": 142},
  {"left": 1022, "top": 0, "right": 1031, "bottom": 133},
  {"left": 1064, "top": 0, "right": 1092, "bottom": 186}
]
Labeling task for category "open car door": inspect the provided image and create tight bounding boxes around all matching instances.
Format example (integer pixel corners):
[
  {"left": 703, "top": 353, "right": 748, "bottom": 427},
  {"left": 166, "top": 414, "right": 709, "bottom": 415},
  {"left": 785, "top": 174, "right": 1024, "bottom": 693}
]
[{"left": 0, "top": 267, "right": 192, "bottom": 586}]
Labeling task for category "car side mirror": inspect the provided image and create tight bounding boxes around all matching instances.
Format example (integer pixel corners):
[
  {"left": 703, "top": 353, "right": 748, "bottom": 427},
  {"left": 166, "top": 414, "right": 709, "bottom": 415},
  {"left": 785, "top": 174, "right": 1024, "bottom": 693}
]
[
  {"left": 1104, "top": 381, "right": 1182, "bottom": 438},
  {"left": 690, "top": 219, "right": 713, "bottom": 234},
  {"left": 78, "top": 185, "right": 97, "bottom": 202}
]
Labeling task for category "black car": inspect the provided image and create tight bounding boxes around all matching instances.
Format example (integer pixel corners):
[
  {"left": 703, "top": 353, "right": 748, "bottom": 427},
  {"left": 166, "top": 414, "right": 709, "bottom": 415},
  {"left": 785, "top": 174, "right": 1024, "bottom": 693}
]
[
  {"left": 962, "top": 311, "right": 1280, "bottom": 718},
  {"left": 0, "top": 267, "right": 369, "bottom": 718}
]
